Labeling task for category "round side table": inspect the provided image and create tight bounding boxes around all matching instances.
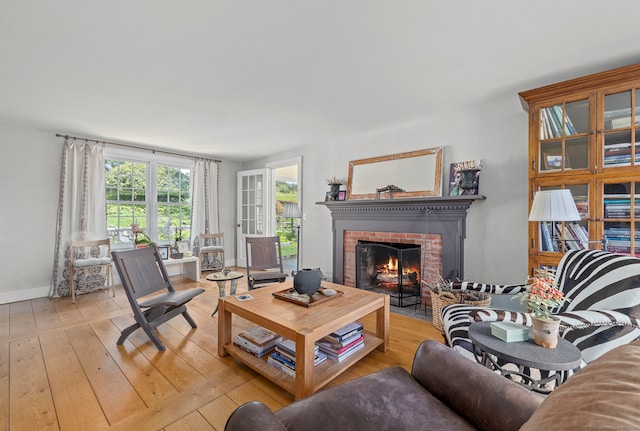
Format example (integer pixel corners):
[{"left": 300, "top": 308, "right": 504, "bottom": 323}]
[
  {"left": 206, "top": 270, "right": 245, "bottom": 316},
  {"left": 469, "top": 321, "right": 582, "bottom": 394}
]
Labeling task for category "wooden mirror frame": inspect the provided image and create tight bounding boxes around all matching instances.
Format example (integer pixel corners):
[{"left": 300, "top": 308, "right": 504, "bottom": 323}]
[{"left": 347, "top": 147, "right": 443, "bottom": 200}]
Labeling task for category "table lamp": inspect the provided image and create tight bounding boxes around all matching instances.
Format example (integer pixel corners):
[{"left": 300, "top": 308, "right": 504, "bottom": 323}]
[{"left": 528, "top": 189, "right": 581, "bottom": 250}]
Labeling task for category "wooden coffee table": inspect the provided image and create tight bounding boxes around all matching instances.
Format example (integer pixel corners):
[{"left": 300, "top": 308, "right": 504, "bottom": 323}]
[{"left": 218, "top": 280, "right": 390, "bottom": 400}]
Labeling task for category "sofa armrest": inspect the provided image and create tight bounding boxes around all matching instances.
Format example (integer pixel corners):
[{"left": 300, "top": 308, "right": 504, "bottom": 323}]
[
  {"left": 412, "top": 340, "right": 543, "bottom": 431},
  {"left": 225, "top": 401, "right": 287, "bottom": 431},
  {"left": 470, "top": 308, "right": 533, "bottom": 326},
  {"left": 556, "top": 310, "right": 640, "bottom": 330},
  {"left": 451, "top": 281, "right": 529, "bottom": 295}
]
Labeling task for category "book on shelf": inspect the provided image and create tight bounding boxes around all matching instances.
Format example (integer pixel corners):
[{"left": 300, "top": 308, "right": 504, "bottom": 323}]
[
  {"left": 267, "top": 340, "right": 328, "bottom": 376},
  {"left": 540, "top": 106, "right": 576, "bottom": 139},
  {"left": 323, "top": 321, "right": 364, "bottom": 343},
  {"left": 275, "top": 338, "right": 319, "bottom": 357},
  {"left": 321, "top": 342, "right": 365, "bottom": 362},
  {"left": 234, "top": 334, "right": 279, "bottom": 357},
  {"left": 610, "top": 116, "right": 640, "bottom": 129},
  {"left": 540, "top": 222, "right": 555, "bottom": 252},
  {"left": 238, "top": 326, "right": 281, "bottom": 346},
  {"left": 273, "top": 345, "right": 325, "bottom": 366},
  {"left": 233, "top": 326, "right": 282, "bottom": 357},
  {"left": 316, "top": 334, "right": 365, "bottom": 355},
  {"left": 267, "top": 355, "right": 295, "bottom": 377}
]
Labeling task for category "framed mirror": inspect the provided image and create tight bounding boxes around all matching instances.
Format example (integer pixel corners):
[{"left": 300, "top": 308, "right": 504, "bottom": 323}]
[{"left": 347, "top": 147, "right": 443, "bottom": 200}]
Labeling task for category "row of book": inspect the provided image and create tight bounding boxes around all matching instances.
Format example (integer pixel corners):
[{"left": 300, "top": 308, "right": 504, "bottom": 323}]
[
  {"left": 603, "top": 142, "right": 640, "bottom": 166},
  {"left": 604, "top": 197, "right": 640, "bottom": 218},
  {"left": 539, "top": 221, "right": 589, "bottom": 252},
  {"left": 540, "top": 105, "right": 577, "bottom": 139},
  {"left": 233, "top": 322, "right": 365, "bottom": 377},
  {"left": 604, "top": 227, "right": 640, "bottom": 255}
]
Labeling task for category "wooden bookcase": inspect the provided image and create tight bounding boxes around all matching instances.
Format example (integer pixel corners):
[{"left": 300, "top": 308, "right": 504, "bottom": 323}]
[{"left": 520, "top": 63, "right": 640, "bottom": 275}]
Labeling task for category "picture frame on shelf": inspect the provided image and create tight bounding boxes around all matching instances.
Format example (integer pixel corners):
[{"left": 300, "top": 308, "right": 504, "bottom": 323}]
[
  {"left": 336, "top": 190, "right": 347, "bottom": 201},
  {"left": 543, "top": 153, "right": 563, "bottom": 170},
  {"left": 325, "top": 191, "right": 332, "bottom": 201},
  {"left": 448, "top": 160, "right": 483, "bottom": 196},
  {"left": 158, "top": 246, "right": 170, "bottom": 260},
  {"left": 176, "top": 240, "right": 190, "bottom": 253},
  {"left": 170, "top": 246, "right": 183, "bottom": 259}
]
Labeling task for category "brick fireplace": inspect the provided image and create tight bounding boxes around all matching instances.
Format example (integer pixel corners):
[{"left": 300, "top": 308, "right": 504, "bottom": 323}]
[
  {"left": 320, "top": 196, "right": 484, "bottom": 305},
  {"left": 344, "top": 231, "right": 442, "bottom": 306}
]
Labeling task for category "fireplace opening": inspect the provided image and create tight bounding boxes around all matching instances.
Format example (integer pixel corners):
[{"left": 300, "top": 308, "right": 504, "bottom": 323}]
[{"left": 355, "top": 241, "right": 421, "bottom": 307}]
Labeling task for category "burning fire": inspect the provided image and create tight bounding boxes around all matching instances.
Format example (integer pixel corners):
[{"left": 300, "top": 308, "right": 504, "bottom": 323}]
[{"left": 387, "top": 257, "right": 397, "bottom": 272}]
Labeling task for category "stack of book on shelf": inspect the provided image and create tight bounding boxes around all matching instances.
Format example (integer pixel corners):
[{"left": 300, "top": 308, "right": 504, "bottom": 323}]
[
  {"left": 267, "top": 339, "right": 327, "bottom": 377},
  {"left": 603, "top": 143, "right": 633, "bottom": 166},
  {"left": 317, "top": 321, "right": 365, "bottom": 362},
  {"left": 604, "top": 226, "right": 640, "bottom": 255},
  {"left": 233, "top": 326, "right": 281, "bottom": 358},
  {"left": 603, "top": 196, "right": 640, "bottom": 218}
]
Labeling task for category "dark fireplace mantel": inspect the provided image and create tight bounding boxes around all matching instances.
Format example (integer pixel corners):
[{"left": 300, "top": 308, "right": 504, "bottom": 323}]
[{"left": 318, "top": 196, "right": 485, "bottom": 284}]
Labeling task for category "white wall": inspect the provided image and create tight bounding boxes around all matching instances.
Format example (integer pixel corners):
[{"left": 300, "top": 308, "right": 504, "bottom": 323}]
[
  {"left": 0, "top": 121, "right": 61, "bottom": 301},
  {"left": 0, "top": 120, "right": 240, "bottom": 303},
  {"left": 244, "top": 95, "right": 530, "bottom": 285}
]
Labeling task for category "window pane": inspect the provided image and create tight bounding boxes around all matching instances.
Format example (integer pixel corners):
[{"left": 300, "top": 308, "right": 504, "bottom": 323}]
[{"left": 155, "top": 165, "right": 192, "bottom": 243}]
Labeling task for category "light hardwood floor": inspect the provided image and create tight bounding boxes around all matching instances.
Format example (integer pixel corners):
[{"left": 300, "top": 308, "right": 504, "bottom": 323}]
[{"left": 0, "top": 272, "right": 444, "bottom": 431}]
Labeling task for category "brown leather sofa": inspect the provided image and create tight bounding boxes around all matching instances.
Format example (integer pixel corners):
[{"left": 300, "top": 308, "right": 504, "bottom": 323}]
[{"left": 225, "top": 339, "right": 640, "bottom": 431}]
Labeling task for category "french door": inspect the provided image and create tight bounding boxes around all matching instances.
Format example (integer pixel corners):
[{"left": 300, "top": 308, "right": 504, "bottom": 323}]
[{"left": 236, "top": 168, "right": 271, "bottom": 267}]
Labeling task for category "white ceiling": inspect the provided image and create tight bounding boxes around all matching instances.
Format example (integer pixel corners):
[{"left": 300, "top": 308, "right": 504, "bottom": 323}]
[{"left": 1, "top": 1, "right": 639, "bottom": 162}]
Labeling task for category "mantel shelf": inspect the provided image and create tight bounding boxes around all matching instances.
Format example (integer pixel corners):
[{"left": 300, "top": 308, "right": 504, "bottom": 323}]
[{"left": 317, "top": 196, "right": 486, "bottom": 211}]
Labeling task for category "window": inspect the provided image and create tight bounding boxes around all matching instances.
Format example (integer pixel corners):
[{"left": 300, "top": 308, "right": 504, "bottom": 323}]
[
  {"left": 156, "top": 165, "right": 191, "bottom": 242},
  {"left": 106, "top": 160, "right": 147, "bottom": 245},
  {"left": 105, "top": 147, "right": 193, "bottom": 248}
]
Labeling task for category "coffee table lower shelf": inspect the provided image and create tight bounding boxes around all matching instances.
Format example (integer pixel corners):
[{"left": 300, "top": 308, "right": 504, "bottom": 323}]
[{"left": 224, "top": 331, "right": 383, "bottom": 395}]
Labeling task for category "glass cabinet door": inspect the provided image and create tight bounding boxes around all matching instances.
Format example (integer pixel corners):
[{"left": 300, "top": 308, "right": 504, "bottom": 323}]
[
  {"left": 538, "top": 99, "right": 590, "bottom": 173},
  {"left": 602, "top": 89, "right": 640, "bottom": 168},
  {"left": 533, "top": 183, "right": 591, "bottom": 253},
  {"left": 602, "top": 181, "right": 640, "bottom": 256}
]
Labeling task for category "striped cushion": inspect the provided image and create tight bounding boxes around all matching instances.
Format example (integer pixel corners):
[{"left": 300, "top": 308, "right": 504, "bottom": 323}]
[{"left": 451, "top": 281, "right": 529, "bottom": 295}]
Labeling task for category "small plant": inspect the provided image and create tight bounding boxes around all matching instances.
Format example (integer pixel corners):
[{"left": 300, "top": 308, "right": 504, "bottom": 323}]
[
  {"left": 131, "top": 223, "right": 154, "bottom": 246},
  {"left": 326, "top": 176, "right": 346, "bottom": 185},
  {"left": 514, "top": 271, "right": 570, "bottom": 319}
]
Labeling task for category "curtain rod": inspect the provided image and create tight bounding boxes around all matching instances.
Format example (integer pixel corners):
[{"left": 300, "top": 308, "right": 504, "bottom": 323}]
[{"left": 55, "top": 133, "right": 222, "bottom": 163}]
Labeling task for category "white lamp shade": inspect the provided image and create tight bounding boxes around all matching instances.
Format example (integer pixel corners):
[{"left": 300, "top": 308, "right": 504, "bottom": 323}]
[
  {"left": 528, "top": 189, "right": 581, "bottom": 222},
  {"left": 283, "top": 202, "right": 301, "bottom": 219}
]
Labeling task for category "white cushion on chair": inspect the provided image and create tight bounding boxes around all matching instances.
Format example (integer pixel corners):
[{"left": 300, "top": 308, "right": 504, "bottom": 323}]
[
  {"left": 200, "top": 246, "right": 223, "bottom": 252},
  {"left": 73, "top": 257, "right": 112, "bottom": 267}
]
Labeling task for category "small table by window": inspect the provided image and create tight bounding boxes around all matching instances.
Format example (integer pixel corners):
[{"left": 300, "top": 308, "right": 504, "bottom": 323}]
[
  {"left": 206, "top": 271, "right": 244, "bottom": 316},
  {"left": 469, "top": 321, "right": 582, "bottom": 394}
]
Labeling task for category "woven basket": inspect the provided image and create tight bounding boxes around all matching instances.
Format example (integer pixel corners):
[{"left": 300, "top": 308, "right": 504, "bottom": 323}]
[
  {"left": 461, "top": 292, "right": 491, "bottom": 308},
  {"left": 430, "top": 291, "right": 491, "bottom": 331},
  {"left": 430, "top": 291, "right": 460, "bottom": 331}
]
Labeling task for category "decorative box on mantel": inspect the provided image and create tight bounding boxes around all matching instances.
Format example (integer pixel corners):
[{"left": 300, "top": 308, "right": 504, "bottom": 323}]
[{"left": 318, "top": 196, "right": 485, "bottom": 290}]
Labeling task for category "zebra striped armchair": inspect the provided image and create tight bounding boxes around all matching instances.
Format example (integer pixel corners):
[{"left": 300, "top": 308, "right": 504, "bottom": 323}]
[{"left": 442, "top": 249, "right": 640, "bottom": 367}]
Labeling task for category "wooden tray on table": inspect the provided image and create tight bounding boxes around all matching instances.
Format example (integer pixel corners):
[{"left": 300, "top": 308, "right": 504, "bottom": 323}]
[{"left": 272, "top": 286, "right": 344, "bottom": 307}]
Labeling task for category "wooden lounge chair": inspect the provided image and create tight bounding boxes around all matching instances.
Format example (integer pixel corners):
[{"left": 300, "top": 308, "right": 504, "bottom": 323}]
[
  {"left": 111, "top": 246, "right": 204, "bottom": 351},
  {"left": 245, "top": 236, "right": 288, "bottom": 289}
]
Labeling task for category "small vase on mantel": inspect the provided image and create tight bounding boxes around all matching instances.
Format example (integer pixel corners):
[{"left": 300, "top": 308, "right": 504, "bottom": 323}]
[
  {"left": 328, "top": 183, "right": 341, "bottom": 201},
  {"left": 531, "top": 316, "right": 561, "bottom": 348}
]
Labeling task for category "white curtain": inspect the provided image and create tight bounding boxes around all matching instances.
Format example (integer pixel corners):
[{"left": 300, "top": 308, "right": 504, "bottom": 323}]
[
  {"left": 191, "top": 159, "right": 220, "bottom": 269},
  {"left": 50, "top": 138, "right": 106, "bottom": 298}
]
